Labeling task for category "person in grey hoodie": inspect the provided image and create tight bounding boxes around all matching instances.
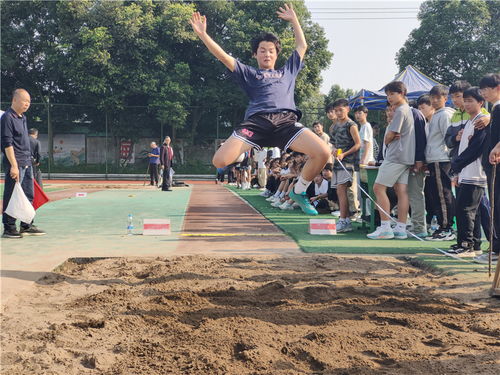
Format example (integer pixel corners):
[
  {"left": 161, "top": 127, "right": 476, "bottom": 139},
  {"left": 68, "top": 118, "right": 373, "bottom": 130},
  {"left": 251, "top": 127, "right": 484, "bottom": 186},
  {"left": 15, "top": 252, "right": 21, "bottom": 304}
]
[{"left": 425, "top": 85, "right": 456, "bottom": 241}]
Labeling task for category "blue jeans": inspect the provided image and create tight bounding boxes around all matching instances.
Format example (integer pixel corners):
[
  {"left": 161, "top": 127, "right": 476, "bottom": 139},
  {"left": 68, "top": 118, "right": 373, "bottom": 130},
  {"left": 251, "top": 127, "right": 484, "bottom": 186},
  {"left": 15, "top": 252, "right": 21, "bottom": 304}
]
[{"left": 2, "top": 164, "right": 34, "bottom": 231}]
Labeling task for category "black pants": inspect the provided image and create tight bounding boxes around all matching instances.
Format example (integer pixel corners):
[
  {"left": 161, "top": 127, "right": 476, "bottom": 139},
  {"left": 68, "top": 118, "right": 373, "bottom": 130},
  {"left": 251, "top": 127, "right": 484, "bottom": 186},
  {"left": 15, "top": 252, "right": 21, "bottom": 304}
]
[
  {"left": 456, "top": 184, "right": 484, "bottom": 248},
  {"left": 266, "top": 175, "right": 280, "bottom": 194},
  {"left": 426, "top": 162, "right": 455, "bottom": 231},
  {"left": 2, "top": 165, "right": 34, "bottom": 231},
  {"left": 33, "top": 165, "right": 43, "bottom": 189},
  {"left": 487, "top": 166, "right": 500, "bottom": 254},
  {"left": 149, "top": 164, "right": 160, "bottom": 185}
]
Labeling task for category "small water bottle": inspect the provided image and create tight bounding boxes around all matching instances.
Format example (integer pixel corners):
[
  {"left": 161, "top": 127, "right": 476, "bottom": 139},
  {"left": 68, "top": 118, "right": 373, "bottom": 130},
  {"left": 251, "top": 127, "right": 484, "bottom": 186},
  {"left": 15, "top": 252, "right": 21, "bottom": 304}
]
[
  {"left": 127, "top": 214, "right": 134, "bottom": 235},
  {"left": 430, "top": 215, "right": 438, "bottom": 232}
]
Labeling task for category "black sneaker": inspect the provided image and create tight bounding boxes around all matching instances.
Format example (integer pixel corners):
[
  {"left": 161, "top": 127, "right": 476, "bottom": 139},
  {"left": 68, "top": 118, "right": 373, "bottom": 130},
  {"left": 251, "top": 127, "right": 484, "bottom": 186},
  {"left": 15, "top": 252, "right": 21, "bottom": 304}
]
[
  {"left": 19, "top": 226, "right": 46, "bottom": 236},
  {"left": 2, "top": 229, "right": 22, "bottom": 238},
  {"left": 447, "top": 243, "right": 475, "bottom": 257},
  {"left": 429, "top": 229, "right": 456, "bottom": 241}
]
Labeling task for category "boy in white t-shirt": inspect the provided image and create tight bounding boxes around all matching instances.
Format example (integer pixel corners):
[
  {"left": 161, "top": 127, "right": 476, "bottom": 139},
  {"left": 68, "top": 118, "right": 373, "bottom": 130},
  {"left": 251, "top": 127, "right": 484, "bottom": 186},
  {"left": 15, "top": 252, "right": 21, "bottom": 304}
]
[{"left": 354, "top": 106, "right": 375, "bottom": 165}]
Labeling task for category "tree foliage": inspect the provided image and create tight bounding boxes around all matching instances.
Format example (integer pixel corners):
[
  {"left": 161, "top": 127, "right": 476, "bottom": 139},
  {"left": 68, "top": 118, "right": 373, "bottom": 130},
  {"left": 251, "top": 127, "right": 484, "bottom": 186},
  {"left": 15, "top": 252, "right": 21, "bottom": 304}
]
[
  {"left": 397, "top": 0, "right": 499, "bottom": 85},
  {"left": 1, "top": 0, "right": 332, "bottom": 143}
]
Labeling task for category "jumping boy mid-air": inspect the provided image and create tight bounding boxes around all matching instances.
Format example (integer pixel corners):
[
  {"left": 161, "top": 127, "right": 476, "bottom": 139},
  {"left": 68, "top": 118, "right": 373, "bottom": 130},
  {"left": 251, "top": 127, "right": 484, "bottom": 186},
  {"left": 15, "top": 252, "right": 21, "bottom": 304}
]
[{"left": 190, "top": 4, "right": 330, "bottom": 215}]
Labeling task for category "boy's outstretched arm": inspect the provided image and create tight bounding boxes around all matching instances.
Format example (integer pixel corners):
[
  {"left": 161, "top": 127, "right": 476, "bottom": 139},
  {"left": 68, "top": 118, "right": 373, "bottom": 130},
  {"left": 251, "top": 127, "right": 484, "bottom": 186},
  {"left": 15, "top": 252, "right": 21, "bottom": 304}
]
[
  {"left": 190, "top": 12, "right": 236, "bottom": 72},
  {"left": 277, "top": 3, "right": 307, "bottom": 60}
]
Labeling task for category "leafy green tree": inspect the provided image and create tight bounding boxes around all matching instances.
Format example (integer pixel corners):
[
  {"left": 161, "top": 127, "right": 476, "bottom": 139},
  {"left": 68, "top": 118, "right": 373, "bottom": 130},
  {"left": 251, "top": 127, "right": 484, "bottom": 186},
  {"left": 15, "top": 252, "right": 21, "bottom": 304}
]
[
  {"left": 324, "top": 84, "right": 355, "bottom": 107},
  {"left": 397, "top": 0, "right": 499, "bottom": 85}
]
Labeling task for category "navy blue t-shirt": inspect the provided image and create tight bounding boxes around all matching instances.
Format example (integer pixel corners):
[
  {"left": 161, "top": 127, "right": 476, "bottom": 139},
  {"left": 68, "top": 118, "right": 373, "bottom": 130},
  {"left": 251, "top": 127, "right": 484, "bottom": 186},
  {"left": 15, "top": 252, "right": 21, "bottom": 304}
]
[
  {"left": 1, "top": 108, "right": 31, "bottom": 167},
  {"left": 231, "top": 50, "right": 304, "bottom": 120},
  {"left": 149, "top": 147, "right": 160, "bottom": 164}
]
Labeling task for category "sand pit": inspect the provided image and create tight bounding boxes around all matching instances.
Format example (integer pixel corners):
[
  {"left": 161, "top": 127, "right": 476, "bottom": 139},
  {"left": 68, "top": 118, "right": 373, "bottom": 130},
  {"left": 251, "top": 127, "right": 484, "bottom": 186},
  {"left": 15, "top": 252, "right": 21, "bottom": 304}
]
[{"left": 1, "top": 255, "right": 499, "bottom": 374}]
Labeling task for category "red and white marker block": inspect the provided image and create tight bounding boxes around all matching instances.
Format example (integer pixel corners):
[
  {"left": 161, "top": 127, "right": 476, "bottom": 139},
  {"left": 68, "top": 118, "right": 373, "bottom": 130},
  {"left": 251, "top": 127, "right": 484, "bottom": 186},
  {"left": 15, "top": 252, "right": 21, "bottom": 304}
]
[
  {"left": 75, "top": 192, "right": 87, "bottom": 198},
  {"left": 309, "top": 219, "right": 337, "bottom": 235},
  {"left": 143, "top": 219, "right": 171, "bottom": 236}
]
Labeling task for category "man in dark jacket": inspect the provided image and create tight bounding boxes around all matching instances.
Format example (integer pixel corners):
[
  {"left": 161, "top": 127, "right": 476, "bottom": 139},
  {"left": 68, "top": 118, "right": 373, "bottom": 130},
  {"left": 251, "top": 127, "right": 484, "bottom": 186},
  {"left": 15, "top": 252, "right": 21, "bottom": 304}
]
[
  {"left": 1, "top": 89, "right": 45, "bottom": 238},
  {"left": 29, "top": 128, "right": 43, "bottom": 188},
  {"left": 160, "top": 136, "right": 174, "bottom": 191}
]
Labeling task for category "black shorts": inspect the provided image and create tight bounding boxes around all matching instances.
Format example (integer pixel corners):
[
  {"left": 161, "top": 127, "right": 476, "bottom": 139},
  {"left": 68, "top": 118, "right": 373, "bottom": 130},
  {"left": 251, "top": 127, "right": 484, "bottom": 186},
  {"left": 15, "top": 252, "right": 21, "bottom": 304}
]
[{"left": 232, "top": 111, "right": 306, "bottom": 151}]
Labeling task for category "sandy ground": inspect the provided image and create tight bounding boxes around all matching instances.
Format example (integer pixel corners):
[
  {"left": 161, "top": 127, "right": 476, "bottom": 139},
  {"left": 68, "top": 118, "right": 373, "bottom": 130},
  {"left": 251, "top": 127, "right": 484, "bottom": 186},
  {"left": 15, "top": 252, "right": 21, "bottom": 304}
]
[{"left": 1, "top": 254, "right": 499, "bottom": 375}]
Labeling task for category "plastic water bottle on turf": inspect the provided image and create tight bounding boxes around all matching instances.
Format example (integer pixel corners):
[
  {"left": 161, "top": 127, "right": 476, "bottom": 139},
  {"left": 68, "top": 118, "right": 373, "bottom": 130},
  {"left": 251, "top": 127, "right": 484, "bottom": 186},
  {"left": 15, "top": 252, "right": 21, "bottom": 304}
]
[
  {"left": 430, "top": 215, "right": 438, "bottom": 232},
  {"left": 127, "top": 214, "right": 134, "bottom": 235}
]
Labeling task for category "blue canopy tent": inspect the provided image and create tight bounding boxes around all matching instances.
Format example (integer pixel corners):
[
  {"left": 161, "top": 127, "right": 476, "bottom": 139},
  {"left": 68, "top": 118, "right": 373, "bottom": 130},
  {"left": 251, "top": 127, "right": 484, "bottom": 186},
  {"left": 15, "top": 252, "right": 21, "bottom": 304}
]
[{"left": 348, "top": 65, "right": 444, "bottom": 110}]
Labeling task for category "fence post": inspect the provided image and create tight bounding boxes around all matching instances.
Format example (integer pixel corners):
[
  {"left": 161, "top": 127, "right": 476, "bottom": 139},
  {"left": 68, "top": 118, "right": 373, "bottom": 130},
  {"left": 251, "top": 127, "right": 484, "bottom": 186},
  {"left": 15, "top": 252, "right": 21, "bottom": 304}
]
[
  {"left": 105, "top": 112, "right": 108, "bottom": 180},
  {"left": 47, "top": 98, "right": 52, "bottom": 179}
]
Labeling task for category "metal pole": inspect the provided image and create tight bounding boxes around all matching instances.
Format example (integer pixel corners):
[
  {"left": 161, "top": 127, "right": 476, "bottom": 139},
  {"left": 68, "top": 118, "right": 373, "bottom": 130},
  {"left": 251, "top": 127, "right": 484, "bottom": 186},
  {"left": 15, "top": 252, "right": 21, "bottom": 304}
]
[
  {"left": 216, "top": 108, "right": 220, "bottom": 149},
  {"left": 105, "top": 112, "right": 108, "bottom": 180},
  {"left": 47, "top": 97, "right": 52, "bottom": 179}
]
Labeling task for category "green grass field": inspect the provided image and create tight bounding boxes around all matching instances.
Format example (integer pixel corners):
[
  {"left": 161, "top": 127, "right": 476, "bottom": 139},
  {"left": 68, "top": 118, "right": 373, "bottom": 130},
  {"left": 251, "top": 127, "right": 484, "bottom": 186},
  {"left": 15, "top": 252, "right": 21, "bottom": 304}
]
[{"left": 229, "top": 186, "right": 493, "bottom": 275}]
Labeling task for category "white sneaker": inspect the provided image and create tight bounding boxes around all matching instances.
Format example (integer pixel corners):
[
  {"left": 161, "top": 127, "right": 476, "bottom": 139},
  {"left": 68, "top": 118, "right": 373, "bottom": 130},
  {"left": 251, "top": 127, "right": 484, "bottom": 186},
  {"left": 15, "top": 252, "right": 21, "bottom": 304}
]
[
  {"left": 367, "top": 226, "right": 394, "bottom": 240},
  {"left": 473, "top": 253, "right": 499, "bottom": 264},
  {"left": 271, "top": 200, "right": 282, "bottom": 207},
  {"left": 331, "top": 210, "right": 340, "bottom": 217},
  {"left": 292, "top": 202, "right": 300, "bottom": 209},
  {"left": 266, "top": 195, "right": 277, "bottom": 202},
  {"left": 280, "top": 202, "right": 293, "bottom": 210},
  {"left": 337, "top": 220, "right": 353, "bottom": 233}
]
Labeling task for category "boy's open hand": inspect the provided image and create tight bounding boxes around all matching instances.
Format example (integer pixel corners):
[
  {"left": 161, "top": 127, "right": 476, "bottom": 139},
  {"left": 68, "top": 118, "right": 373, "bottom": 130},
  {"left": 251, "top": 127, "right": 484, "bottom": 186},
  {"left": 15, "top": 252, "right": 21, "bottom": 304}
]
[
  {"left": 277, "top": 3, "right": 298, "bottom": 22},
  {"left": 190, "top": 12, "right": 207, "bottom": 36}
]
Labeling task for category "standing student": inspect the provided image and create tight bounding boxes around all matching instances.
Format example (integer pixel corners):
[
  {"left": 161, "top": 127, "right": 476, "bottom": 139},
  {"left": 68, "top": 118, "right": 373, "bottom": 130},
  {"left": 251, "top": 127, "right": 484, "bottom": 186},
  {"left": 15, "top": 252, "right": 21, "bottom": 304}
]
[
  {"left": 407, "top": 104, "right": 428, "bottom": 238},
  {"left": 368, "top": 81, "right": 415, "bottom": 240},
  {"left": 354, "top": 106, "right": 375, "bottom": 165},
  {"left": 329, "top": 98, "right": 361, "bottom": 233},
  {"left": 478, "top": 73, "right": 500, "bottom": 264},
  {"left": 29, "top": 127, "right": 43, "bottom": 188},
  {"left": 447, "top": 88, "right": 489, "bottom": 257},
  {"left": 312, "top": 121, "right": 331, "bottom": 145},
  {"left": 1, "top": 89, "right": 45, "bottom": 238},
  {"left": 447, "top": 81, "right": 491, "bottom": 250},
  {"left": 425, "top": 85, "right": 456, "bottom": 241},
  {"left": 190, "top": 4, "right": 329, "bottom": 215},
  {"left": 160, "top": 136, "right": 174, "bottom": 191}
]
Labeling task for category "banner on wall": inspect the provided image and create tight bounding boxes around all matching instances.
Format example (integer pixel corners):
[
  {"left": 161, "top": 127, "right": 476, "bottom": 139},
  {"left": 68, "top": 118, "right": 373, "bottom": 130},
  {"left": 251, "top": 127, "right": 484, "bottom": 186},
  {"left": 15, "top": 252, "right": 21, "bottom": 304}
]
[{"left": 120, "top": 139, "right": 135, "bottom": 164}]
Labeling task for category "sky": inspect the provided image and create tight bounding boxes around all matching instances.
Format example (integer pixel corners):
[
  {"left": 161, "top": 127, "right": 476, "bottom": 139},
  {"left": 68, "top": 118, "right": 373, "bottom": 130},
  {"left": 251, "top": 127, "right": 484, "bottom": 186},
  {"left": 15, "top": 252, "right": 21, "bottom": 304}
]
[{"left": 304, "top": 0, "right": 425, "bottom": 94}]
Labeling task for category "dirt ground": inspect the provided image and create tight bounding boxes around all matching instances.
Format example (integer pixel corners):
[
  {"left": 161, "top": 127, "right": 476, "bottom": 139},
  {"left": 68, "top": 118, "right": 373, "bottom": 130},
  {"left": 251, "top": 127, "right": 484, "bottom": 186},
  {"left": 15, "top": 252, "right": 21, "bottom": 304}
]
[{"left": 1, "top": 255, "right": 499, "bottom": 375}]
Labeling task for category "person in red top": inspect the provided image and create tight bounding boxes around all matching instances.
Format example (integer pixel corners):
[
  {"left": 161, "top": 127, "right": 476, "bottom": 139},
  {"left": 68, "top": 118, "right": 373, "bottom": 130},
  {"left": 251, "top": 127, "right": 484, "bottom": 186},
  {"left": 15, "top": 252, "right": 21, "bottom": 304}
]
[{"left": 160, "top": 136, "right": 174, "bottom": 191}]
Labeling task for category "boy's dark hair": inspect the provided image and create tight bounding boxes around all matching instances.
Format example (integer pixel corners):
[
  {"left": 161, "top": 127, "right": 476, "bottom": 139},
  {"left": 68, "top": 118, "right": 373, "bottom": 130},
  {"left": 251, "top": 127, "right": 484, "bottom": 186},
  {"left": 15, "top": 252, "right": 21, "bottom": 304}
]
[
  {"left": 417, "top": 94, "right": 431, "bottom": 107},
  {"left": 332, "top": 98, "right": 349, "bottom": 108},
  {"left": 354, "top": 105, "right": 368, "bottom": 113},
  {"left": 323, "top": 163, "right": 333, "bottom": 172},
  {"left": 449, "top": 80, "right": 471, "bottom": 94},
  {"left": 29, "top": 128, "right": 38, "bottom": 135},
  {"left": 463, "top": 87, "right": 484, "bottom": 103},
  {"left": 408, "top": 99, "right": 418, "bottom": 109},
  {"left": 479, "top": 73, "right": 500, "bottom": 89},
  {"left": 312, "top": 121, "right": 322, "bottom": 127},
  {"left": 325, "top": 102, "right": 335, "bottom": 113},
  {"left": 250, "top": 33, "right": 281, "bottom": 55},
  {"left": 384, "top": 81, "right": 407, "bottom": 96},
  {"left": 429, "top": 84, "right": 449, "bottom": 97}
]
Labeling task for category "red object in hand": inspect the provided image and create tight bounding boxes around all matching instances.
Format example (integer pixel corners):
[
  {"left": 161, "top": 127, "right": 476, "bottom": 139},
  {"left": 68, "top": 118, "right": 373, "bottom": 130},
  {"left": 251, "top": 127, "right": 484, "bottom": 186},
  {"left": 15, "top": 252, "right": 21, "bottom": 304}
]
[{"left": 33, "top": 180, "right": 49, "bottom": 209}]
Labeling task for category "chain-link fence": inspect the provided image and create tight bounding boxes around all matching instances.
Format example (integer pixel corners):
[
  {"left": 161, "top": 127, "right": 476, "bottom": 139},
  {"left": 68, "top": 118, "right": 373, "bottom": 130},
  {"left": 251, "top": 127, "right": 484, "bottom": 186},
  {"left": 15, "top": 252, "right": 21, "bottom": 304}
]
[{"left": 0, "top": 102, "right": 386, "bottom": 176}]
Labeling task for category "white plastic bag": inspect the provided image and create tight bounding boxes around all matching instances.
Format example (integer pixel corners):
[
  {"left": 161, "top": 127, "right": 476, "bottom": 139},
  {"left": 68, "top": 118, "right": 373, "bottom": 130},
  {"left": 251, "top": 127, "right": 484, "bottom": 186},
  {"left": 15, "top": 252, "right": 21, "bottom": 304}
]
[{"left": 5, "top": 182, "right": 36, "bottom": 224}]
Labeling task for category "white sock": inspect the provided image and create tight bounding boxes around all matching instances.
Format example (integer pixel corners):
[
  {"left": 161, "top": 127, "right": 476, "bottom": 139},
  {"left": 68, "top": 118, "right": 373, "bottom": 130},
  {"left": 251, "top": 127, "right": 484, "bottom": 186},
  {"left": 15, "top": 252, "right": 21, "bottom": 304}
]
[
  {"left": 274, "top": 191, "right": 281, "bottom": 197},
  {"left": 279, "top": 192, "right": 285, "bottom": 198},
  {"left": 294, "top": 175, "right": 312, "bottom": 194},
  {"left": 381, "top": 220, "right": 391, "bottom": 229},
  {"left": 396, "top": 222, "right": 406, "bottom": 231}
]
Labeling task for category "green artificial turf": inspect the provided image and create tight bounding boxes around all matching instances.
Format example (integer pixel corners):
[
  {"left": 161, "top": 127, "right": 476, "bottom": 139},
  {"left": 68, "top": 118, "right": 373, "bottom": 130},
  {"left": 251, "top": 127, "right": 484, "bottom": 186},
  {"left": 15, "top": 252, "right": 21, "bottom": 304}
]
[{"left": 229, "top": 186, "right": 460, "bottom": 254}]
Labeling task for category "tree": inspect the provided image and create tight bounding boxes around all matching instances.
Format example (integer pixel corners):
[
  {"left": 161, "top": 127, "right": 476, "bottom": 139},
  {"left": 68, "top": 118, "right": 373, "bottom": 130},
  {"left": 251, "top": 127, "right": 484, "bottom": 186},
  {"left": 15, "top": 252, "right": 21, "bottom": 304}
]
[
  {"left": 396, "top": 0, "right": 500, "bottom": 85},
  {"left": 324, "top": 84, "right": 355, "bottom": 107}
]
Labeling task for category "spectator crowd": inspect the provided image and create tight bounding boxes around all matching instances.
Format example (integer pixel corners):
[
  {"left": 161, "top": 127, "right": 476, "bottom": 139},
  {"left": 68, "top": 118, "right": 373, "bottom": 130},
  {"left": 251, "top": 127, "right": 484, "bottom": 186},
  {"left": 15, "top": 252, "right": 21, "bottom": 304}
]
[{"left": 216, "top": 74, "right": 500, "bottom": 265}]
